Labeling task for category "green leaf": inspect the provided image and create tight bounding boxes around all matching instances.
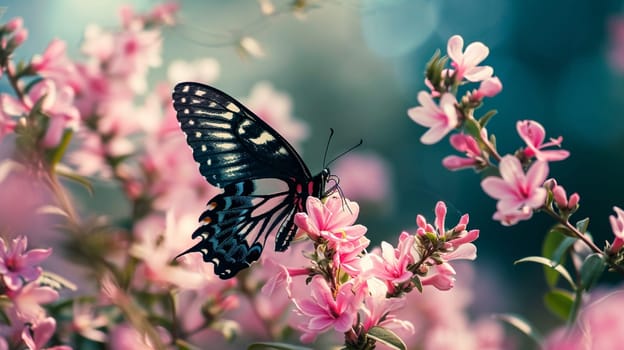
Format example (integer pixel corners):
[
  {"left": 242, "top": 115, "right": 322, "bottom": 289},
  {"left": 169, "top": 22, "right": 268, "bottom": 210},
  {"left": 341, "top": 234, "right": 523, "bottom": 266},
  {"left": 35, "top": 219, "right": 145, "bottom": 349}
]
[
  {"left": 575, "top": 218, "right": 590, "bottom": 233},
  {"left": 55, "top": 164, "right": 94, "bottom": 196},
  {"left": 542, "top": 228, "right": 568, "bottom": 287},
  {"left": 367, "top": 326, "right": 407, "bottom": 350},
  {"left": 478, "top": 109, "right": 497, "bottom": 128},
  {"left": 515, "top": 256, "right": 576, "bottom": 290},
  {"left": 247, "top": 343, "right": 313, "bottom": 350},
  {"left": 464, "top": 117, "right": 482, "bottom": 139},
  {"left": 579, "top": 253, "right": 606, "bottom": 291},
  {"left": 48, "top": 129, "right": 73, "bottom": 167},
  {"left": 544, "top": 289, "right": 574, "bottom": 321},
  {"left": 495, "top": 313, "right": 542, "bottom": 345}
]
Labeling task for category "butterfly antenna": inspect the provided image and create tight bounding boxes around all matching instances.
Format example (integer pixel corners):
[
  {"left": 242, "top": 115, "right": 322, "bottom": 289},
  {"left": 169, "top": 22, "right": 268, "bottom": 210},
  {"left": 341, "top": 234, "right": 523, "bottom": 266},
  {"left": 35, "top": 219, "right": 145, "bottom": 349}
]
[
  {"left": 322, "top": 128, "right": 335, "bottom": 168},
  {"left": 325, "top": 139, "right": 363, "bottom": 168}
]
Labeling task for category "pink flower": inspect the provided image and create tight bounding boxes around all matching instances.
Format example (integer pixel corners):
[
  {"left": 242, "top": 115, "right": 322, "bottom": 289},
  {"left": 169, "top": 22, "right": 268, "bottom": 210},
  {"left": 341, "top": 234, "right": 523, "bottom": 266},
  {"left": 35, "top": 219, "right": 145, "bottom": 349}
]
[
  {"left": 30, "top": 39, "right": 78, "bottom": 90},
  {"left": 108, "top": 323, "right": 171, "bottom": 350},
  {"left": 3, "top": 80, "right": 80, "bottom": 147},
  {"left": 22, "top": 317, "right": 71, "bottom": 350},
  {"left": 108, "top": 27, "right": 162, "bottom": 93},
  {"left": 0, "top": 237, "right": 51, "bottom": 290},
  {"left": 7, "top": 284, "right": 59, "bottom": 322},
  {"left": 470, "top": 76, "right": 503, "bottom": 100},
  {"left": 492, "top": 206, "right": 534, "bottom": 226},
  {"left": 293, "top": 277, "right": 361, "bottom": 342},
  {"left": 609, "top": 206, "right": 624, "bottom": 253},
  {"left": 294, "top": 195, "right": 366, "bottom": 246},
  {"left": 71, "top": 302, "right": 108, "bottom": 343},
  {"left": 244, "top": 82, "right": 308, "bottom": 149},
  {"left": 332, "top": 152, "right": 391, "bottom": 202},
  {"left": 517, "top": 120, "right": 569, "bottom": 162},
  {"left": 408, "top": 92, "right": 459, "bottom": 145},
  {"left": 421, "top": 263, "right": 456, "bottom": 290},
  {"left": 130, "top": 212, "right": 204, "bottom": 289},
  {"left": 0, "top": 106, "right": 16, "bottom": 140},
  {"left": 361, "top": 278, "right": 413, "bottom": 334},
  {"left": 544, "top": 288, "right": 624, "bottom": 350},
  {"left": 443, "top": 133, "right": 483, "bottom": 171},
  {"left": 447, "top": 35, "right": 493, "bottom": 82},
  {"left": 481, "top": 155, "right": 549, "bottom": 221},
  {"left": 366, "top": 232, "right": 416, "bottom": 291}
]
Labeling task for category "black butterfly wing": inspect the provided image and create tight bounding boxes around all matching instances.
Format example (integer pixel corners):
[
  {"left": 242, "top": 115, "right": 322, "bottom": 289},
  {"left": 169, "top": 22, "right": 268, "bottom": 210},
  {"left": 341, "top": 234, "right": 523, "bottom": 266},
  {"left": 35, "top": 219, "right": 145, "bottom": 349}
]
[
  {"left": 173, "top": 82, "right": 312, "bottom": 187},
  {"left": 172, "top": 82, "right": 323, "bottom": 279}
]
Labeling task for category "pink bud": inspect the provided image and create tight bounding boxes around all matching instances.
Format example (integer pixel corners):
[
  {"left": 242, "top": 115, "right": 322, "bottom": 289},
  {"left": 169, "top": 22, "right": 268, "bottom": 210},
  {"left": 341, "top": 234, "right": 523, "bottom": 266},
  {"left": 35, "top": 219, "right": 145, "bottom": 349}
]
[
  {"left": 543, "top": 178, "right": 557, "bottom": 190},
  {"left": 568, "top": 193, "right": 580, "bottom": 208},
  {"left": 12, "top": 28, "right": 28, "bottom": 46},
  {"left": 478, "top": 77, "right": 503, "bottom": 98},
  {"left": 4, "top": 17, "right": 23, "bottom": 32},
  {"left": 552, "top": 185, "right": 568, "bottom": 208}
]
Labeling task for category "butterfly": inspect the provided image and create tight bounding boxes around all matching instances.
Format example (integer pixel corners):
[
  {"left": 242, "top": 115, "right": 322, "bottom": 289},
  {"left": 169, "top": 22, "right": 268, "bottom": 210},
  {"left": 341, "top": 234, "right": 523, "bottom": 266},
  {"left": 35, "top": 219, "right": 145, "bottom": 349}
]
[{"left": 172, "top": 82, "right": 330, "bottom": 279}]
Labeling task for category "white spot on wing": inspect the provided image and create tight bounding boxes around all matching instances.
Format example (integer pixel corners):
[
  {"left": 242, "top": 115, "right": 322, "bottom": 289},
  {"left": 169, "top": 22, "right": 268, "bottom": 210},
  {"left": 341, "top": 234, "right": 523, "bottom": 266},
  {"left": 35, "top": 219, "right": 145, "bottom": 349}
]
[
  {"left": 188, "top": 119, "right": 195, "bottom": 126},
  {"left": 226, "top": 102, "right": 241, "bottom": 113},
  {"left": 207, "top": 158, "right": 212, "bottom": 166},
  {"left": 201, "top": 144, "right": 207, "bottom": 152},
  {"left": 195, "top": 89, "right": 206, "bottom": 97},
  {"left": 250, "top": 131, "right": 275, "bottom": 145},
  {"left": 194, "top": 131, "right": 202, "bottom": 138},
  {"left": 182, "top": 85, "right": 190, "bottom": 92}
]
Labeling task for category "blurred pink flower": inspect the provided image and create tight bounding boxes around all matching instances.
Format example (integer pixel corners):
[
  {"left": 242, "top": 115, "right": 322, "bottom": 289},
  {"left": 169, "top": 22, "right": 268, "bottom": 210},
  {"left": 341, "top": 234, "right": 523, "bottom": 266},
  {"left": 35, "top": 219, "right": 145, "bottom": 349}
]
[
  {"left": 0, "top": 105, "right": 16, "bottom": 141},
  {"left": 481, "top": 155, "right": 548, "bottom": 220},
  {"left": 72, "top": 62, "right": 133, "bottom": 117},
  {"left": 447, "top": 35, "right": 493, "bottom": 82},
  {"left": 7, "top": 284, "right": 59, "bottom": 322},
  {"left": 0, "top": 164, "right": 52, "bottom": 235},
  {"left": 608, "top": 16, "right": 624, "bottom": 73},
  {"left": 244, "top": 82, "right": 308, "bottom": 148},
  {"left": 408, "top": 92, "right": 458, "bottom": 145},
  {"left": 332, "top": 152, "right": 392, "bottom": 202},
  {"left": 0, "top": 236, "right": 51, "bottom": 290},
  {"left": 130, "top": 211, "right": 204, "bottom": 289},
  {"left": 3, "top": 80, "right": 80, "bottom": 147},
  {"left": 294, "top": 195, "right": 366, "bottom": 246},
  {"left": 609, "top": 206, "right": 624, "bottom": 252},
  {"left": 443, "top": 133, "right": 483, "bottom": 171},
  {"left": 544, "top": 288, "right": 624, "bottom": 350},
  {"left": 107, "top": 27, "right": 162, "bottom": 93},
  {"left": 517, "top": 120, "right": 569, "bottom": 162},
  {"left": 30, "top": 39, "right": 78, "bottom": 90},
  {"left": 293, "top": 277, "right": 361, "bottom": 342},
  {"left": 492, "top": 206, "right": 534, "bottom": 226},
  {"left": 22, "top": 317, "right": 71, "bottom": 350},
  {"left": 108, "top": 323, "right": 171, "bottom": 350},
  {"left": 71, "top": 302, "right": 108, "bottom": 343}
]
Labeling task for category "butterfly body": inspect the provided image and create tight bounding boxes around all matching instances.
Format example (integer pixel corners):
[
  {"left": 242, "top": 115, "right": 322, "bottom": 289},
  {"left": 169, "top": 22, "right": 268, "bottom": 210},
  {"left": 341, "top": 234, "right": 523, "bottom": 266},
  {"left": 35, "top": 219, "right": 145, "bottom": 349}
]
[{"left": 172, "top": 82, "right": 328, "bottom": 279}]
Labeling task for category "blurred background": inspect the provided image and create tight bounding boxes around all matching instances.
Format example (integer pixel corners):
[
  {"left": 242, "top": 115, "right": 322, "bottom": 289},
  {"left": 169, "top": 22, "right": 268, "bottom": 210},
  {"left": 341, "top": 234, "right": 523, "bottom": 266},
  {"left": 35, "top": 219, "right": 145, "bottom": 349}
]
[{"left": 5, "top": 0, "right": 624, "bottom": 343}]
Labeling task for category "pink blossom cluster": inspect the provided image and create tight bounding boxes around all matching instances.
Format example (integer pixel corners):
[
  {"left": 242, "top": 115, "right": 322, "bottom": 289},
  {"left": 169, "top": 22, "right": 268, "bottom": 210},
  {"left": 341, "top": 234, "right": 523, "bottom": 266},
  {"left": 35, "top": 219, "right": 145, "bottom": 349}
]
[
  {"left": 259, "top": 195, "right": 480, "bottom": 347},
  {"left": 407, "top": 35, "right": 572, "bottom": 226},
  {"left": 408, "top": 34, "right": 624, "bottom": 348},
  {"left": 0, "top": 237, "right": 69, "bottom": 350}
]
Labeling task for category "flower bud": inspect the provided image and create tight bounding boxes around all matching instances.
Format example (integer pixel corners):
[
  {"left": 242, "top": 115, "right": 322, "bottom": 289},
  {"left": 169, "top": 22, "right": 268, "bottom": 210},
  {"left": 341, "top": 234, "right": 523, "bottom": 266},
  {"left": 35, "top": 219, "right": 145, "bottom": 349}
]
[
  {"left": 568, "top": 193, "right": 580, "bottom": 208},
  {"left": 4, "top": 17, "right": 23, "bottom": 32},
  {"left": 552, "top": 185, "right": 568, "bottom": 208}
]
